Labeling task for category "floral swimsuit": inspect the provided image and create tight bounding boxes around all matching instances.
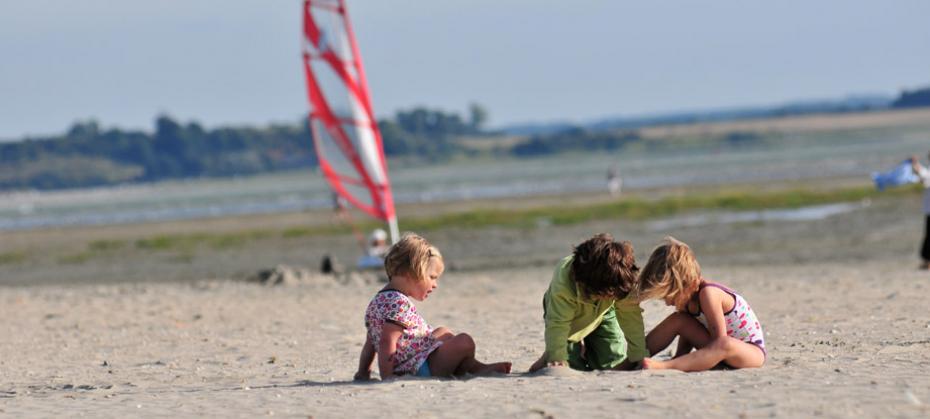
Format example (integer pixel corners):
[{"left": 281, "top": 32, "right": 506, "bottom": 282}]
[
  {"left": 692, "top": 282, "right": 766, "bottom": 359},
  {"left": 365, "top": 289, "right": 443, "bottom": 375}
]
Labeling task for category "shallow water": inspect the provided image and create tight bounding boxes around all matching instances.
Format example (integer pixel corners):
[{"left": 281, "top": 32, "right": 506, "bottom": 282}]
[
  {"left": 0, "top": 129, "right": 923, "bottom": 231},
  {"left": 647, "top": 201, "right": 869, "bottom": 231}
]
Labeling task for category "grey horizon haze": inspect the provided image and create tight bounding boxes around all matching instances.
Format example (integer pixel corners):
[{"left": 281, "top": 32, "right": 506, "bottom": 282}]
[{"left": 1, "top": 0, "right": 929, "bottom": 141}]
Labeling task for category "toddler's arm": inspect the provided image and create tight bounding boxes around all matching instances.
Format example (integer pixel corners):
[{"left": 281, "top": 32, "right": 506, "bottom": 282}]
[
  {"left": 354, "top": 335, "right": 376, "bottom": 381},
  {"left": 543, "top": 292, "right": 575, "bottom": 364},
  {"left": 377, "top": 322, "right": 404, "bottom": 380},
  {"left": 698, "top": 287, "right": 729, "bottom": 338},
  {"left": 615, "top": 297, "right": 648, "bottom": 362}
]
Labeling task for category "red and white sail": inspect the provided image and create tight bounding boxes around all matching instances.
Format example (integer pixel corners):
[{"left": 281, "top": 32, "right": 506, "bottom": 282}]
[{"left": 301, "top": 0, "right": 398, "bottom": 242}]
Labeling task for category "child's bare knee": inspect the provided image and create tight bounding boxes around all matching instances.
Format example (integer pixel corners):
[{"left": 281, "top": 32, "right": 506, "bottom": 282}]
[
  {"left": 452, "top": 333, "right": 476, "bottom": 352},
  {"left": 669, "top": 312, "right": 691, "bottom": 324},
  {"left": 709, "top": 336, "right": 736, "bottom": 353}
]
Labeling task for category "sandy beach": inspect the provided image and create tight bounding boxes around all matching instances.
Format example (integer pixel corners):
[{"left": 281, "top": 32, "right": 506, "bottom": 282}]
[{"left": 2, "top": 184, "right": 930, "bottom": 417}]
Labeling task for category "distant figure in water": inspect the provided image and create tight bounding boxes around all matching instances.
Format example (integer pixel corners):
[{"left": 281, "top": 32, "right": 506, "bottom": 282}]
[
  {"left": 638, "top": 237, "right": 766, "bottom": 372},
  {"left": 354, "top": 233, "right": 512, "bottom": 380},
  {"left": 356, "top": 228, "right": 390, "bottom": 270},
  {"left": 911, "top": 153, "right": 930, "bottom": 270},
  {"left": 607, "top": 163, "right": 622, "bottom": 196},
  {"left": 330, "top": 191, "right": 349, "bottom": 222}
]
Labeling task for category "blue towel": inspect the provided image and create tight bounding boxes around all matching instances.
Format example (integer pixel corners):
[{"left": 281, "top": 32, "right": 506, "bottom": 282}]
[{"left": 872, "top": 160, "right": 918, "bottom": 191}]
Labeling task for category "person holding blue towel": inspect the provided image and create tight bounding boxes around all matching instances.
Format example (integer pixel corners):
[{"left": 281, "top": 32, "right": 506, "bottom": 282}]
[
  {"left": 911, "top": 153, "right": 930, "bottom": 270},
  {"left": 872, "top": 159, "right": 918, "bottom": 191}
]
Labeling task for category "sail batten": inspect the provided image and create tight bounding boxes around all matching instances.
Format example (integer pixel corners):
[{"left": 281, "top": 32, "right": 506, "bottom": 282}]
[{"left": 302, "top": 0, "right": 397, "bottom": 242}]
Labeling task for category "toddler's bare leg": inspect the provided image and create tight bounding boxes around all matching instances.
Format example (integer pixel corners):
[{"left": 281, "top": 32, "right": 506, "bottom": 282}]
[
  {"left": 644, "top": 337, "right": 764, "bottom": 372},
  {"left": 432, "top": 326, "right": 454, "bottom": 341},
  {"left": 646, "top": 312, "right": 711, "bottom": 356},
  {"left": 427, "top": 333, "right": 511, "bottom": 376},
  {"left": 674, "top": 338, "right": 694, "bottom": 358}
]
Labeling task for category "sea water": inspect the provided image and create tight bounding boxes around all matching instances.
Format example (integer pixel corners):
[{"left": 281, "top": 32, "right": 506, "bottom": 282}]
[{"left": 0, "top": 130, "right": 924, "bottom": 231}]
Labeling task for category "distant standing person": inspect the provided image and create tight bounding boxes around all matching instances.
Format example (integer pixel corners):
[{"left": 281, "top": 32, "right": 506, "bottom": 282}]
[
  {"left": 911, "top": 153, "right": 930, "bottom": 269},
  {"left": 330, "top": 191, "right": 350, "bottom": 227},
  {"left": 607, "top": 163, "right": 622, "bottom": 196},
  {"left": 357, "top": 228, "right": 390, "bottom": 270}
]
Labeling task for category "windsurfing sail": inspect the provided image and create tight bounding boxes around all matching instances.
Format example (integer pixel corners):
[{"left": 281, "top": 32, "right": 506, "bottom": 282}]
[{"left": 302, "top": 0, "right": 399, "bottom": 243}]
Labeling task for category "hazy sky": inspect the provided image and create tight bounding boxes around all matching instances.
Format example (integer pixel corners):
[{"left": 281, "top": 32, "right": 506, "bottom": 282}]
[{"left": 2, "top": 0, "right": 929, "bottom": 140}]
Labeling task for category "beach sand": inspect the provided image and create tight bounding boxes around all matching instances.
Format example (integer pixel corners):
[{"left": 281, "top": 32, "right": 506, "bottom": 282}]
[{"left": 2, "top": 187, "right": 930, "bottom": 417}]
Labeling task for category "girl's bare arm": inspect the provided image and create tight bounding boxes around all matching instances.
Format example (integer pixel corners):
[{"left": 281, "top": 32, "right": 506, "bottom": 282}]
[
  {"left": 354, "top": 335, "right": 376, "bottom": 380},
  {"left": 698, "top": 287, "right": 729, "bottom": 339},
  {"left": 377, "top": 322, "right": 404, "bottom": 380}
]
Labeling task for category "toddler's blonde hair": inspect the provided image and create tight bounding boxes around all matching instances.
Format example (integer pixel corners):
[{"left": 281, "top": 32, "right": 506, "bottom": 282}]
[
  {"left": 638, "top": 237, "right": 702, "bottom": 308},
  {"left": 383, "top": 233, "right": 443, "bottom": 281}
]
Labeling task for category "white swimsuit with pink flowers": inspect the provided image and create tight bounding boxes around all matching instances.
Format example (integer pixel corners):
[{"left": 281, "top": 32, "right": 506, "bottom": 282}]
[
  {"left": 693, "top": 283, "right": 766, "bottom": 358},
  {"left": 365, "top": 289, "right": 443, "bottom": 375}
]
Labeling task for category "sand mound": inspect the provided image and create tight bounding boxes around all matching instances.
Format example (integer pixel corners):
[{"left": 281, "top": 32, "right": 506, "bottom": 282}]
[{"left": 248, "top": 264, "right": 385, "bottom": 286}]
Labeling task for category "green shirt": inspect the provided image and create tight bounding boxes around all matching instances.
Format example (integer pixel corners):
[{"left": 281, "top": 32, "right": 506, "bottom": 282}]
[{"left": 543, "top": 256, "right": 648, "bottom": 363}]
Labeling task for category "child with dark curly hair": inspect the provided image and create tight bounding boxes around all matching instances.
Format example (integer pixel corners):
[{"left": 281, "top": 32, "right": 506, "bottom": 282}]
[{"left": 529, "top": 233, "right": 647, "bottom": 372}]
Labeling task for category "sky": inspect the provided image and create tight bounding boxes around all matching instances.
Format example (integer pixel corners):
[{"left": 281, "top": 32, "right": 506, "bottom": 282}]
[{"left": 2, "top": 0, "right": 929, "bottom": 140}]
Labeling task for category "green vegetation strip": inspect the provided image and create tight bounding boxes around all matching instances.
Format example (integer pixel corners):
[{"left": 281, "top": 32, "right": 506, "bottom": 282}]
[
  {"left": 127, "top": 183, "right": 920, "bottom": 252},
  {"left": 0, "top": 251, "right": 27, "bottom": 265},
  {"left": 403, "top": 184, "right": 915, "bottom": 231},
  {"left": 7, "top": 183, "right": 912, "bottom": 266}
]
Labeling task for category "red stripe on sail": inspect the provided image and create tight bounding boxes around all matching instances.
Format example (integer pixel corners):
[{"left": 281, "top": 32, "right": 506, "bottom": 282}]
[{"left": 304, "top": 60, "right": 388, "bottom": 220}]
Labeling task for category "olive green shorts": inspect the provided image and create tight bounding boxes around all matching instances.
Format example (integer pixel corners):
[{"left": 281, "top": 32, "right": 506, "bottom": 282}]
[{"left": 565, "top": 306, "right": 628, "bottom": 371}]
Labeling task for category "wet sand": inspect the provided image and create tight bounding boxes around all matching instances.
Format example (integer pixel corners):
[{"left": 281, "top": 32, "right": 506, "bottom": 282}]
[{"left": 2, "top": 186, "right": 930, "bottom": 417}]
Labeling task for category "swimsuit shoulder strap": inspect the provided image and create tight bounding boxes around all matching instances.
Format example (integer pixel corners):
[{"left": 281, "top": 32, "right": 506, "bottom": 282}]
[
  {"left": 698, "top": 282, "right": 738, "bottom": 315},
  {"left": 699, "top": 282, "right": 736, "bottom": 295}
]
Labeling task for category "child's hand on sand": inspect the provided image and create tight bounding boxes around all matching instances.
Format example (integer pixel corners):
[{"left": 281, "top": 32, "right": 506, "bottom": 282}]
[
  {"left": 530, "top": 352, "right": 568, "bottom": 372},
  {"left": 353, "top": 370, "right": 371, "bottom": 381}
]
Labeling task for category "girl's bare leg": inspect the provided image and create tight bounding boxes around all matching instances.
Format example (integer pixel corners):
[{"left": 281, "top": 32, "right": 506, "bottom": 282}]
[
  {"left": 643, "top": 336, "right": 764, "bottom": 372},
  {"left": 674, "top": 338, "right": 693, "bottom": 358},
  {"left": 646, "top": 312, "right": 711, "bottom": 356},
  {"left": 432, "top": 327, "right": 454, "bottom": 341},
  {"left": 427, "top": 333, "right": 511, "bottom": 377}
]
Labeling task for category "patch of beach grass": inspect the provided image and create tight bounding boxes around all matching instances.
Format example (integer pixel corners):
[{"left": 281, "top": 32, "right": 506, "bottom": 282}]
[
  {"left": 167, "top": 251, "right": 195, "bottom": 264},
  {"left": 206, "top": 231, "right": 274, "bottom": 249},
  {"left": 0, "top": 251, "right": 27, "bottom": 265},
  {"left": 59, "top": 252, "right": 92, "bottom": 265},
  {"left": 89, "top": 239, "right": 127, "bottom": 252},
  {"left": 58, "top": 240, "right": 129, "bottom": 265}
]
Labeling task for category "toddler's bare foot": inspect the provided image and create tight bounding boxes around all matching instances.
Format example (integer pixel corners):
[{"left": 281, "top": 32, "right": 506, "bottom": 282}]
[
  {"left": 479, "top": 361, "right": 512, "bottom": 375},
  {"left": 641, "top": 357, "right": 666, "bottom": 370}
]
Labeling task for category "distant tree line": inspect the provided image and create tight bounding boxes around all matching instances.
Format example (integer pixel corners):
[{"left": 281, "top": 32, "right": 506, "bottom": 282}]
[
  {"left": 0, "top": 117, "right": 315, "bottom": 190},
  {"left": 892, "top": 86, "right": 930, "bottom": 109},
  {"left": 6, "top": 83, "right": 927, "bottom": 191},
  {"left": 512, "top": 127, "right": 641, "bottom": 157},
  {"left": 0, "top": 104, "right": 493, "bottom": 191}
]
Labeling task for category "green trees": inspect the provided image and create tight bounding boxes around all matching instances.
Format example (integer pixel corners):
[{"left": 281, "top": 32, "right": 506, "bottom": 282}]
[
  {"left": 892, "top": 86, "right": 930, "bottom": 108},
  {"left": 0, "top": 105, "right": 486, "bottom": 190},
  {"left": 0, "top": 102, "right": 679, "bottom": 191},
  {"left": 379, "top": 107, "right": 472, "bottom": 159},
  {"left": 0, "top": 115, "right": 318, "bottom": 190}
]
